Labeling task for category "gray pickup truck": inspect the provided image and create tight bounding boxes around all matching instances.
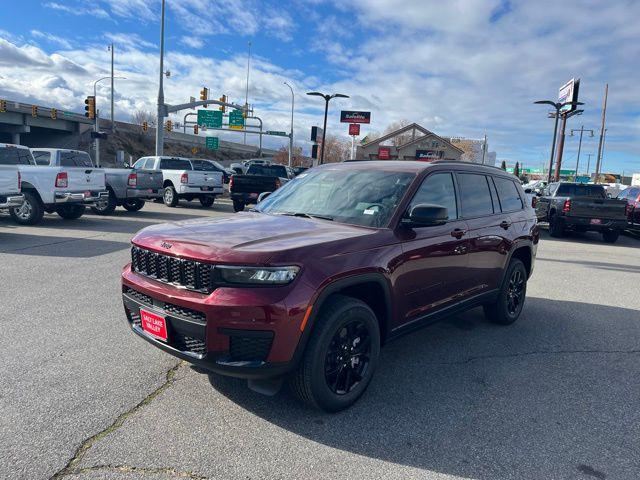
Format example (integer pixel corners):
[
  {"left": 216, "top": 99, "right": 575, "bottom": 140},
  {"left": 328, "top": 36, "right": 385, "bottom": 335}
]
[
  {"left": 535, "top": 182, "right": 628, "bottom": 243},
  {"left": 31, "top": 148, "right": 163, "bottom": 214}
]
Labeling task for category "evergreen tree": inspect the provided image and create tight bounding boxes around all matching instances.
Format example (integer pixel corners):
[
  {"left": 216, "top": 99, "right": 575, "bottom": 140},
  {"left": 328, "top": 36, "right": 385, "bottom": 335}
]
[
  {"left": 500, "top": 160, "right": 507, "bottom": 170},
  {"left": 514, "top": 162, "right": 520, "bottom": 178}
]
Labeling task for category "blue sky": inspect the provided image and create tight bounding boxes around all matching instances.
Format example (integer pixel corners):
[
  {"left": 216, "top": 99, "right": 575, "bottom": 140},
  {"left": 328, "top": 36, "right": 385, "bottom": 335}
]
[{"left": 0, "top": 0, "right": 638, "bottom": 174}]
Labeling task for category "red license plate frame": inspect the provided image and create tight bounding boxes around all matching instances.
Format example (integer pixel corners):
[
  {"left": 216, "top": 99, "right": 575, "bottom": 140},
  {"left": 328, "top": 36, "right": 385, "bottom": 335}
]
[{"left": 140, "top": 309, "right": 168, "bottom": 342}]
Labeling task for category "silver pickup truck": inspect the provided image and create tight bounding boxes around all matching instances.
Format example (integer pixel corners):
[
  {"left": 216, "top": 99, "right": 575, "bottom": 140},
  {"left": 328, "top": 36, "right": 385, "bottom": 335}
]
[
  {"left": 31, "top": 148, "right": 164, "bottom": 215},
  {"left": 0, "top": 165, "right": 23, "bottom": 212},
  {"left": 1, "top": 143, "right": 107, "bottom": 225}
]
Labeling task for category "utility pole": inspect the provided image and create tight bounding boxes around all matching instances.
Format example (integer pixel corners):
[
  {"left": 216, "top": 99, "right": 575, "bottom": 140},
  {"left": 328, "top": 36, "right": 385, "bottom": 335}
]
[
  {"left": 155, "top": 0, "right": 166, "bottom": 156},
  {"left": 95, "top": 109, "right": 100, "bottom": 167},
  {"left": 570, "top": 126, "right": 594, "bottom": 180},
  {"left": 284, "top": 82, "right": 294, "bottom": 167},
  {"left": 481, "top": 134, "right": 487, "bottom": 164},
  {"left": 586, "top": 153, "right": 593, "bottom": 176},
  {"left": 594, "top": 83, "right": 608, "bottom": 183},
  {"left": 244, "top": 41, "right": 252, "bottom": 145},
  {"left": 110, "top": 43, "right": 114, "bottom": 131}
]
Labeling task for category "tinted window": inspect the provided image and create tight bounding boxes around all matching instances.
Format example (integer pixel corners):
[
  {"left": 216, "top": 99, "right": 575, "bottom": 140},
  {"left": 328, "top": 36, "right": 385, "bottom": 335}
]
[
  {"left": 59, "top": 151, "right": 93, "bottom": 167},
  {"left": 248, "top": 164, "right": 288, "bottom": 177},
  {"left": 457, "top": 173, "right": 494, "bottom": 217},
  {"left": 32, "top": 151, "right": 51, "bottom": 166},
  {"left": 191, "top": 160, "right": 216, "bottom": 171},
  {"left": 0, "top": 147, "right": 34, "bottom": 165},
  {"left": 409, "top": 173, "right": 457, "bottom": 219},
  {"left": 159, "top": 158, "right": 192, "bottom": 170},
  {"left": 493, "top": 176, "right": 524, "bottom": 211},
  {"left": 556, "top": 184, "right": 605, "bottom": 198}
]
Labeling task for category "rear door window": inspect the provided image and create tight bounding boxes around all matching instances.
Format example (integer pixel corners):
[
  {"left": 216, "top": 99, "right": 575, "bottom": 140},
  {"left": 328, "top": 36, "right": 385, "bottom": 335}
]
[
  {"left": 32, "top": 151, "right": 51, "bottom": 166},
  {"left": 457, "top": 173, "right": 494, "bottom": 217},
  {"left": 493, "top": 176, "right": 524, "bottom": 212},
  {"left": 409, "top": 172, "right": 458, "bottom": 220}
]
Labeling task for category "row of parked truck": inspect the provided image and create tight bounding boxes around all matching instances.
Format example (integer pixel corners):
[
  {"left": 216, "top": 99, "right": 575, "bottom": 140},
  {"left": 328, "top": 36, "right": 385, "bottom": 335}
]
[{"left": 0, "top": 143, "right": 226, "bottom": 225}]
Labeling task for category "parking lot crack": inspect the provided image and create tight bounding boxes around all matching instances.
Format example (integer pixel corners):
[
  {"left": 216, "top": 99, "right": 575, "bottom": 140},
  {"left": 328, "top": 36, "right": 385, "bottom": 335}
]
[
  {"left": 49, "top": 361, "right": 184, "bottom": 480},
  {"left": 434, "top": 348, "right": 640, "bottom": 365},
  {"left": 74, "top": 464, "right": 208, "bottom": 479}
]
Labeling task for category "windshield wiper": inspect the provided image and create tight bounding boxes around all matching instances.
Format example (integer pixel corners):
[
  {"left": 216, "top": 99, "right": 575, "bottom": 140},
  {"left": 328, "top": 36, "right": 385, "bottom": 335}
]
[{"left": 278, "top": 211, "right": 334, "bottom": 221}]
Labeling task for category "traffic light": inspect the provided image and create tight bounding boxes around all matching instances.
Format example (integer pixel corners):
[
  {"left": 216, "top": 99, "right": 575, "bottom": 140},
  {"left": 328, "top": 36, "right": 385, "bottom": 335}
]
[
  {"left": 50, "top": 108, "right": 57, "bottom": 120},
  {"left": 200, "top": 87, "right": 208, "bottom": 108},
  {"left": 0, "top": 100, "right": 6, "bottom": 112},
  {"left": 219, "top": 95, "right": 226, "bottom": 113},
  {"left": 31, "top": 105, "right": 38, "bottom": 118},
  {"left": 142, "top": 121, "right": 148, "bottom": 132},
  {"left": 165, "top": 120, "right": 172, "bottom": 132},
  {"left": 84, "top": 96, "right": 95, "bottom": 119},
  {"left": 193, "top": 124, "right": 199, "bottom": 135}
]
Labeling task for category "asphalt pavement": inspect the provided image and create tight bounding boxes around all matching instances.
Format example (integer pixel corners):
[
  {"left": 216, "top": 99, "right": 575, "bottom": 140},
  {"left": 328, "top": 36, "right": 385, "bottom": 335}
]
[{"left": 1, "top": 201, "right": 639, "bottom": 480}]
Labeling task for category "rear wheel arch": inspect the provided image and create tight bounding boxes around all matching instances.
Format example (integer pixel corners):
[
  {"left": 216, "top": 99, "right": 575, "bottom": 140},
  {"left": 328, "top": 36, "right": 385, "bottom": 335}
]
[
  {"left": 20, "top": 183, "right": 44, "bottom": 204},
  {"left": 163, "top": 180, "right": 174, "bottom": 188},
  {"left": 510, "top": 245, "right": 532, "bottom": 278}
]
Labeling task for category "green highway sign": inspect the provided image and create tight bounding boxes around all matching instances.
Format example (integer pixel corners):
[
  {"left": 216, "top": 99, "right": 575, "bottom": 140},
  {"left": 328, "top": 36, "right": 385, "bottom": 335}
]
[
  {"left": 229, "top": 109, "right": 244, "bottom": 130},
  {"left": 198, "top": 109, "right": 222, "bottom": 128},
  {"left": 266, "top": 130, "right": 288, "bottom": 136},
  {"left": 205, "top": 136, "right": 219, "bottom": 150}
]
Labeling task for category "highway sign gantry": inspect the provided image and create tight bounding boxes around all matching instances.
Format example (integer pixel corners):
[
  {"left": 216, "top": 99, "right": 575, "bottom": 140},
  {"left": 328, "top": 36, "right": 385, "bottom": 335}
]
[{"left": 229, "top": 109, "right": 244, "bottom": 130}]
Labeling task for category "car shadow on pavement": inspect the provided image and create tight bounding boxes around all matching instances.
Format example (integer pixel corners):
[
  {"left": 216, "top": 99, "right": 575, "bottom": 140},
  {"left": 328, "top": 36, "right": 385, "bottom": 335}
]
[
  {"left": 537, "top": 257, "right": 640, "bottom": 274},
  {"left": 539, "top": 227, "right": 640, "bottom": 247},
  {"left": 207, "top": 298, "right": 640, "bottom": 480}
]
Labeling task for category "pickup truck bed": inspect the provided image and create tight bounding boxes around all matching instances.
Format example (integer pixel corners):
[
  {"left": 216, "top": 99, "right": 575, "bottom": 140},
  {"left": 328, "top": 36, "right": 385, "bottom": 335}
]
[{"left": 0, "top": 165, "right": 23, "bottom": 210}]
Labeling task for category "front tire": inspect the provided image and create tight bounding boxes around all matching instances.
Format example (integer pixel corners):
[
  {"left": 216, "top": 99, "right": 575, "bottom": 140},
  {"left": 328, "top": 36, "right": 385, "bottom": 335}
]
[
  {"left": 484, "top": 258, "right": 527, "bottom": 325},
  {"left": 122, "top": 199, "right": 145, "bottom": 212},
  {"left": 602, "top": 229, "right": 619, "bottom": 243},
  {"left": 289, "top": 295, "right": 380, "bottom": 412},
  {"left": 163, "top": 186, "right": 179, "bottom": 207},
  {"left": 10, "top": 191, "right": 44, "bottom": 225},
  {"left": 233, "top": 200, "right": 245, "bottom": 212},
  {"left": 199, "top": 196, "right": 215, "bottom": 208},
  {"left": 56, "top": 204, "right": 86, "bottom": 220},
  {"left": 91, "top": 190, "right": 117, "bottom": 215}
]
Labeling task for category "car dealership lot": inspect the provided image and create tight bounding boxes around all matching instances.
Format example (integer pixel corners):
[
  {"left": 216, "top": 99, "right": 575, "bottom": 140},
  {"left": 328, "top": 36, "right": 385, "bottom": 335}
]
[{"left": 1, "top": 204, "right": 639, "bottom": 480}]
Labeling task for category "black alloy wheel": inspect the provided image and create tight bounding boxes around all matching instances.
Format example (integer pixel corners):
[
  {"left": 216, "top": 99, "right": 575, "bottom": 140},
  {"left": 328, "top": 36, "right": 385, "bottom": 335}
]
[
  {"left": 324, "top": 320, "right": 372, "bottom": 395},
  {"left": 506, "top": 268, "right": 525, "bottom": 316}
]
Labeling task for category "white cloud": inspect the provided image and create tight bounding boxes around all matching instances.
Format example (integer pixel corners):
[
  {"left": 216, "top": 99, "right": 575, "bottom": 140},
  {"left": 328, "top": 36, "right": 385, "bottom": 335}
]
[
  {"left": 104, "top": 33, "right": 155, "bottom": 50},
  {"left": 44, "top": 1, "right": 109, "bottom": 19},
  {"left": 30, "top": 30, "right": 72, "bottom": 49},
  {"left": 180, "top": 36, "right": 204, "bottom": 49}
]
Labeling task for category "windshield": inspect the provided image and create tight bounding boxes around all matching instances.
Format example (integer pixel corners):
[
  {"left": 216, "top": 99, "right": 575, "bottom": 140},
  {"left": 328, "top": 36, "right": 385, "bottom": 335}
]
[
  {"left": 256, "top": 168, "right": 415, "bottom": 228},
  {"left": 248, "top": 164, "right": 287, "bottom": 177},
  {"left": 556, "top": 184, "right": 605, "bottom": 198}
]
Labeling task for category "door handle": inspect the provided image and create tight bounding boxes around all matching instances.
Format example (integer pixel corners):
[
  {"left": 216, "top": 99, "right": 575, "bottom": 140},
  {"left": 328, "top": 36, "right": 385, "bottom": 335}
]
[
  {"left": 500, "top": 221, "right": 512, "bottom": 230},
  {"left": 451, "top": 228, "right": 466, "bottom": 239}
]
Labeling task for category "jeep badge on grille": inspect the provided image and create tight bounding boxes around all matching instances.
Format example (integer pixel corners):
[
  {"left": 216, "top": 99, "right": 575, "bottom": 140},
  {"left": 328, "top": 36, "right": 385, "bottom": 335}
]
[{"left": 161, "top": 241, "right": 173, "bottom": 249}]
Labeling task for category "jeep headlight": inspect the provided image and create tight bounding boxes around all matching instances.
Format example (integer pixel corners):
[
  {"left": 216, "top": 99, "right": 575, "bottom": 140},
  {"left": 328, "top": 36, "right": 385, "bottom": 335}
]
[{"left": 217, "top": 266, "right": 300, "bottom": 285}]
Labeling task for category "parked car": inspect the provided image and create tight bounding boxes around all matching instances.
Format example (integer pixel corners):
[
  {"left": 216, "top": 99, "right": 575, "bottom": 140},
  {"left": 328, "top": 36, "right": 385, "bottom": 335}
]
[
  {"left": 122, "top": 161, "right": 538, "bottom": 412},
  {"left": 139, "top": 156, "right": 223, "bottom": 207},
  {"left": 31, "top": 148, "right": 163, "bottom": 215},
  {"left": 0, "top": 143, "right": 107, "bottom": 225},
  {"left": 195, "top": 159, "right": 234, "bottom": 184},
  {"left": 230, "top": 163, "right": 245, "bottom": 175},
  {"left": 616, "top": 186, "right": 640, "bottom": 230},
  {"left": 229, "top": 163, "right": 292, "bottom": 212},
  {"left": 293, "top": 166, "right": 309, "bottom": 176},
  {"left": 0, "top": 162, "right": 23, "bottom": 213},
  {"left": 535, "top": 182, "right": 628, "bottom": 242}
]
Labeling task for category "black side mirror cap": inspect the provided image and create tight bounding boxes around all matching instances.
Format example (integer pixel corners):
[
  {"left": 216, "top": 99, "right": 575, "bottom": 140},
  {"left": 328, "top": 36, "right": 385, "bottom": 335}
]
[{"left": 405, "top": 203, "right": 448, "bottom": 227}]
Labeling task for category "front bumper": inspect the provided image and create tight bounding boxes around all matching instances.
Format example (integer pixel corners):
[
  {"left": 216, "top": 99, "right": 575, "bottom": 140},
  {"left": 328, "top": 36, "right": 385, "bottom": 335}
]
[
  {"left": 126, "top": 188, "right": 162, "bottom": 200},
  {"left": 121, "top": 266, "right": 311, "bottom": 379},
  {"left": 563, "top": 216, "right": 627, "bottom": 231},
  {"left": 55, "top": 190, "right": 109, "bottom": 206},
  {"left": 0, "top": 194, "right": 24, "bottom": 209},
  {"left": 177, "top": 185, "right": 224, "bottom": 196}
]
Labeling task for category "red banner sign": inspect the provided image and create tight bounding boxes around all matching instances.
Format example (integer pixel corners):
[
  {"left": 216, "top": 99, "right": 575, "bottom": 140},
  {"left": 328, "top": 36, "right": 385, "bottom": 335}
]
[
  {"left": 378, "top": 147, "right": 390, "bottom": 160},
  {"left": 348, "top": 123, "right": 360, "bottom": 136}
]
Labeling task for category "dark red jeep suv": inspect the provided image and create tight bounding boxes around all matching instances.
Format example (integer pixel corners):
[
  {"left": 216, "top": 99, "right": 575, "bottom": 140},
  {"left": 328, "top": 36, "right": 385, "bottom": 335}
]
[{"left": 122, "top": 161, "right": 538, "bottom": 411}]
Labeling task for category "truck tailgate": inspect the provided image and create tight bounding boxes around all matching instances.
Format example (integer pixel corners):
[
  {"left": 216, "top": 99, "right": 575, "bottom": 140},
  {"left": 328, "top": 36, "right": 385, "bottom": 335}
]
[
  {"left": 187, "top": 171, "right": 221, "bottom": 188},
  {"left": 231, "top": 175, "right": 277, "bottom": 193},
  {"left": 569, "top": 198, "right": 628, "bottom": 220},
  {"left": 135, "top": 170, "right": 163, "bottom": 190},
  {"left": 0, "top": 166, "right": 20, "bottom": 194},
  {"left": 66, "top": 168, "right": 106, "bottom": 191}
]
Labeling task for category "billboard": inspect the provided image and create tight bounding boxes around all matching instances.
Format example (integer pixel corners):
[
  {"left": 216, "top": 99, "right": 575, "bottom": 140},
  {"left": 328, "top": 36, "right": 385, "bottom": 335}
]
[
  {"left": 378, "top": 147, "right": 390, "bottom": 160},
  {"left": 348, "top": 123, "right": 360, "bottom": 136},
  {"left": 558, "top": 78, "right": 580, "bottom": 113},
  {"left": 340, "top": 111, "right": 371, "bottom": 124},
  {"left": 415, "top": 150, "right": 439, "bottom": 160}
]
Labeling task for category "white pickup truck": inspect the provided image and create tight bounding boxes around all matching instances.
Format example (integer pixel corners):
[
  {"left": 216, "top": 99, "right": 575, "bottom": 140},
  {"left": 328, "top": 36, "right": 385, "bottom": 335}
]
[
  {"left": 0, "top": 143, "right": 107, "bottom": 225},
  {"left": 0, "top": 163, "right": 23, "bottom": 212},
  {"left": 32, "top": 148, "right": 163, "bottom": 215},
  {"left": 137, "top": 156, "right": 223, "bottom": 207}
]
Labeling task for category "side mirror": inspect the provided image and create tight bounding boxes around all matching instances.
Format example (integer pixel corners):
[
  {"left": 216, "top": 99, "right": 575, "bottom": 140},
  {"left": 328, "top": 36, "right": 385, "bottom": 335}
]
[
  {"left": 257, "top": 191, "right": 272, "bottom": 203},
  {"left": 405, "top": 203, "right": 448, "bottom": 227}
]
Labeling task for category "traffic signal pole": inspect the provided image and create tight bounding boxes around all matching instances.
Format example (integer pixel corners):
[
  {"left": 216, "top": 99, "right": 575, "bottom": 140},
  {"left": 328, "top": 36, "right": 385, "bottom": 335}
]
[{"left": 155, "top": 0, "right": 166, "bottom": 156}]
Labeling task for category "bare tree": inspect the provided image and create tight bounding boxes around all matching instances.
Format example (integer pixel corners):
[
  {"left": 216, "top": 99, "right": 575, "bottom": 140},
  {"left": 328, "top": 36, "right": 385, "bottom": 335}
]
[
  {"left": 131, "top": 109, "right": 156, "bottom": 133},
  {"left": 273, "top": 145, "right": 306, "bottom": 166},
  {"left": 383, "top": 119, "right": 412, "bottom": 146},
  {"left": 321, "top": 135, "right": 350, "bottom": 164}
]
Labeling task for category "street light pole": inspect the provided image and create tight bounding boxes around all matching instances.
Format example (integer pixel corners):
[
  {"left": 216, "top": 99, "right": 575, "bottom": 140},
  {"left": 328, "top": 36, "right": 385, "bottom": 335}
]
[
  {"left": 306, "top": 91, "right": 349, "bottom": 164},
  {"left": 93, "top": 75, "right": 126, "bottom": 167},
  {"left": 155, "top": 0, "right": 166, "bottom": 156},
  {"left": 570, "top": 126, "right": 594, "bottom": 179},
  {"left": 284, "top": 82, "right": 294, "bottom": 167},
  {"left": 244, "top": 41, "right": 252, "bottom": 146},
  {"left": 110, "top": 43, "right": 114, "bottom": 131}
]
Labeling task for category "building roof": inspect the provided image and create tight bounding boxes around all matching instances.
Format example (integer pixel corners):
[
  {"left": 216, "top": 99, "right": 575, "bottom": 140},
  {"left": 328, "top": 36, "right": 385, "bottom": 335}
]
[{"left": 361, "top": 122, "right": 464, "bottom": 154}]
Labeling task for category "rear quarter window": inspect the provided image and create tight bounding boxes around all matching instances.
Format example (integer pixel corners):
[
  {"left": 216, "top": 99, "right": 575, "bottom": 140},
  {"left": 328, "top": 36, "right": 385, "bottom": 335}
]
[
  {"left": 493, "top": 176, "right": 524, "bottom": 211},
  {"left": 457, "top": 173, "right": 495, "bottom": 217}
]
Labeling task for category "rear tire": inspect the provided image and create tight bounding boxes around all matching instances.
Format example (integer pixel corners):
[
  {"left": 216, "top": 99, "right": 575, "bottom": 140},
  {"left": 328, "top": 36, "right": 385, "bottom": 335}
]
[
  {"left": 163, "top": 186, "right": 179, "bottom": 207},
  {"left": 602, "top": 229, "right": 619, "bottom": 243},
  {"left": 9, "top": 191, "right": 44, "bottom": 225},
  {"left": 548, "top": 214, "right": 564, "bottom": 238},
  {"left": 199, "top": 196, "right": 215, "bottom": 208},
  {"left": 91, "top": 190, "right": 117, "bottom": 215},
  {"left": 289, "top": 295, "right": 380, "bottom": 412},
  {"left": 484, "top": 258, "right": 527, "bottom": 325},
  {"left": 122, "top": 199, "right": 145, "bottom": 212},
  {"left": 56, "top": 204, "right": 86, "bottom": 220},
  {"left": 233, "top": 200, "right": 245, "bottom": 212}
]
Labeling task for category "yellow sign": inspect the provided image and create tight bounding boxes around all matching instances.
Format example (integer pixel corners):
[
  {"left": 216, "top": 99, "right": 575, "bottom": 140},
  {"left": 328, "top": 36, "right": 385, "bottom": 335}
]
[{"left": 191, "top": 147, "right": 198, "bottom": 154}]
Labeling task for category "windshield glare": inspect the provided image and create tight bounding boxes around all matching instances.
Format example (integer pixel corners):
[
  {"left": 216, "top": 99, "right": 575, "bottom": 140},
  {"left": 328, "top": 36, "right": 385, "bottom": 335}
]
[{"left": 256, "top": 168, "right": 415, "bottom": 227}]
